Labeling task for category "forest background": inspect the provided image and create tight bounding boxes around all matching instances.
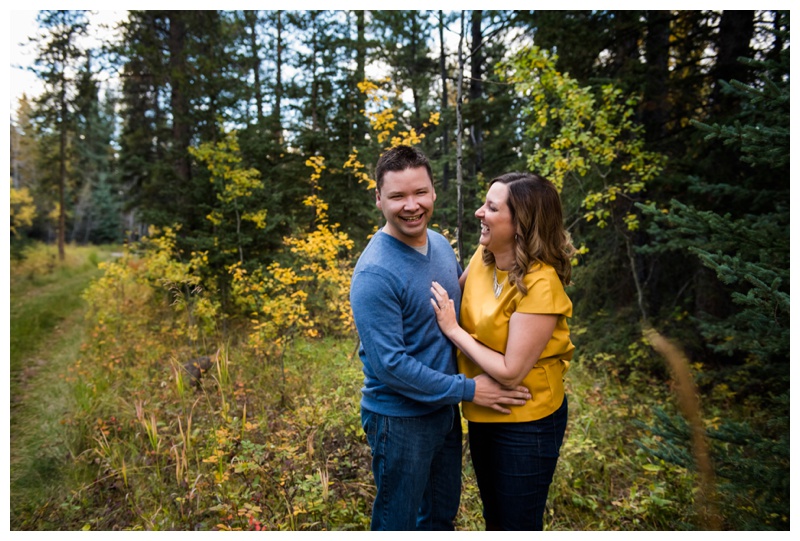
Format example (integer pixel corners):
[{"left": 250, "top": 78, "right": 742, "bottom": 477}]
[{"left": 8, "top": 9, "right": 791, "bottom": 531}]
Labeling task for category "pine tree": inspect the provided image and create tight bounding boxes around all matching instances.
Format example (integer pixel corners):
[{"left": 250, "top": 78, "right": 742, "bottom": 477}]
[
  {"left": 114, "top": 10, "right": 171, "bottom": 236},
  {"left": 233, "top": 10, "right": 303, "bottom": 261},
  {"left": 283, "top": 10, "right": 376, "bottom": 242},
  {"left": 322, "top": 10, "right": 376, "bottom": 243},
  {"left": 371, "top": 11, "right": 437, "bottom": 131},
  {"left": 10, "top": 95, "right": 39, "bottom": 192},
  {"left": 637, "top": 13, "right": 789, "bottom": 529},
  {"left": 71, "top": 56, "right": 121, "bottom": 244},
  {"left": 29, "top": 9, "right": 90, "bottom": 260},
  {"left": 640, "top": 16, "right": 789, "bottom": 372}
]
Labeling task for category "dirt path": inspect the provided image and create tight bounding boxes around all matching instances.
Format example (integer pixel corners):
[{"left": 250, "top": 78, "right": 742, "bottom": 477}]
[
  {"left": 9, "top": 260, "right": 104, "bottom": 529},
  {"left": 10, "top": 306, "right": 86, "bottom": 410}
]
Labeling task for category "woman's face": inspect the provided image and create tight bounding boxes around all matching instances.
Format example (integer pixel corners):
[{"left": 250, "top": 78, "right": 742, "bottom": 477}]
[{"left": 475, "top": 182, "right": 516, "bottom": 256}]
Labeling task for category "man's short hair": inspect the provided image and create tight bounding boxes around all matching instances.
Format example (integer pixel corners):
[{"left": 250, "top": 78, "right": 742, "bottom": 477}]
[{"left": 375, "top": 145, "right": 434, "bottom": 192}]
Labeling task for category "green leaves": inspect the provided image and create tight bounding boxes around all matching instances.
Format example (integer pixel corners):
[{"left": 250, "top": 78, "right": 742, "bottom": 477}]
[{"left": 500, "top": 46, "right": 665, "bottom": 232}]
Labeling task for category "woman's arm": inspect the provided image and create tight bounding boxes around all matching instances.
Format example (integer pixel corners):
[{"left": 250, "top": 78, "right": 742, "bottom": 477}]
[{"left": 431, "top": 281, "right": 556, "bottom": 388}]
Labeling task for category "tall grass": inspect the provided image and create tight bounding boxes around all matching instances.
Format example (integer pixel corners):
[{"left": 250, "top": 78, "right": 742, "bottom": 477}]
[
  {"left": 10, "top": 243, "right": 742, "bottom": 530},
  {"left": 14, "top": 326, "right": 702, "bottom": 530},
  {"left": 9, "top": 242, "right": 118, "bottom": 529},
  {"left": 545, "top": 355, "right": 697, "bottom": 530},
  {"left": 10, "top": 242, "right": 114, "bottom": 367}
]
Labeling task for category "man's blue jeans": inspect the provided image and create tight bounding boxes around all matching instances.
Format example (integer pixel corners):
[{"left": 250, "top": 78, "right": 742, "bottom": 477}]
[
  {"left": 361, "top": 404, "right": 462, "bottom": 530},
  {"left": 468, "top": 395, "right": 568, "bottom": 531}
]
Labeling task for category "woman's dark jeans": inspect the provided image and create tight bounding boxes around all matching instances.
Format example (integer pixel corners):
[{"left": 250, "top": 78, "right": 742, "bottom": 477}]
[{"left": 468, "top": 395, "right": 568, "bottom": 531}]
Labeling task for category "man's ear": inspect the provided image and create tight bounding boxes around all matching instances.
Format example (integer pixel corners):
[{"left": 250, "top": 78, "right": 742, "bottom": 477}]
[{"left": 375, "top": 188, "right": 382, "bottom": 210}]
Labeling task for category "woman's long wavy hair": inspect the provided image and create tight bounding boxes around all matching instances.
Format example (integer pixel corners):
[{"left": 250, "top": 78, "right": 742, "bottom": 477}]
[{"left": 482, "top": 172, "right": 576, "bottom": 294}]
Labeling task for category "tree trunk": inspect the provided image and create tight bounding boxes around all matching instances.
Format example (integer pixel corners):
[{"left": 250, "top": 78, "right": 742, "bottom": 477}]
[
  {"left": 58, "top": 91, "right": 66, "bottom": 261},
  {"left": 767, "top": 10, "right": 785, "bottom": 64},
  {"left": 58, "top": 50, "right": 67, "bottom": 261},
  {"left": 469, "top": 10, "right": 483, "bottom": 177},
  {"left": 439, "top": 11, "right": 450, "bottom": 191},
  {"left": 711, "top": 10, "right": 755, "bottom": 111},
  {"left": 274, "top": 10, "right": 284, "bottom": 145},
  {"left": 409, "top": 12, "right": 422, "bottom": 126},
  {"left": 167, "top": 12, "right": 191, "bottom": 188},
  {"left": 309, "top": 11, "right": 320, "bottom": 153},
  {"left": 643, "top": 10, "right": 670, "bottom": 143},
  {"left": 245, "top": 10, "right": 264, "bottom": 124},
  {"left": 610, "top": 10, "right": 641, "bottom": 78},
  {"left": 354, "top": 10, "right": 367, "bottom": 146},
  {"left": 709, "top": 10, "right": 756, "bottom": 198},
  {"left": 456, "top": 11, "right": 465, "bottom": 266}
]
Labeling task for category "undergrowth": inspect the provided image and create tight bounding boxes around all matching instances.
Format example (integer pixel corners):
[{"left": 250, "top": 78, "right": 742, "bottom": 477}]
[
  {"left": 9, "top": 242, "right": 113, "bottom": 367},
  {"left": 11, "top": 241, "right": 780, "bottom": 531},
  {"left": 10, "top": 242, "right": 117, "bottom": 529},
  {"left": 14, "top": 319, "right": 700, "bottom": 530}
]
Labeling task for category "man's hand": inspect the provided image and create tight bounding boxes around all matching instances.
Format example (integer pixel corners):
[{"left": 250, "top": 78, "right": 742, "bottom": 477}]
[{"left": 471, "top": 373, "right": 531, "bottom": 414}]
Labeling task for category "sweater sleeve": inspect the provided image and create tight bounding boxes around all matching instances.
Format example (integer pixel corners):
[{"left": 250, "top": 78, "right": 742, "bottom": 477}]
[{"left": 351, "top": 269, "right": 476, "bottom": 404}]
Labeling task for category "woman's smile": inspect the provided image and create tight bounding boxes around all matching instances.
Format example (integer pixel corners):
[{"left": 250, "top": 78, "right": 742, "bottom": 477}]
[{"left": 476, "top": 182, "right": 516, "bottom": 260}]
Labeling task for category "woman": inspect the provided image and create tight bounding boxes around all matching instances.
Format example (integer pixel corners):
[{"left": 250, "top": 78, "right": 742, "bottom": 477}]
[{"left": 430, "top": 172, "right": 576, "bottom": 531}]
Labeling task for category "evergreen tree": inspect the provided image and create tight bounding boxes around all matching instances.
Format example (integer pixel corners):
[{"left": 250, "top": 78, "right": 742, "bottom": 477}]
[
  {"left": 115, "top": 10, "right": 171, "bottom": 237},
  {"left": 640, "top": 22, "right": 789, "bottom": 373},
  {"left": 87, "top": 174, "right": 123, "bottom": 244},
  {"left": 71, "top": 57, "right": 122, "bottom": 244},
  {"left": 10, "top": 95, "right": 39, "bottom": 192},
  {"left": 322, "top": 10, "right": 376, "bottom": 243},
  {"left": 29, "top": 9, "right": 90, "bottom": 260},
  {"left": 282, "top": 10, "right": 376, "bottom": 242},
  {"left": 637, "top": 13, "right": 789, "bottom": 529},
  {"left": 188, "top": 11, "right": 243, "bottom": 142},
  {"left": 233, "top": 10, "right": 302, "bottom": 260},
  {"left": 435, "top": 10, "right": 454, "bottom": 192},
  {"left": 284, "top": 10, "right": 344, "bottom": 155},
  {"left": 437, "top": 10, "right": 524, "bottom": 251},
  {"left": 522, "top": 10, "right": 646, "bottom": 86},
  {"left": 236, "top": 10, "right": 266, "bottom": 125},
  {"left": 31, "top": 110, "right": 66, "bottom": 244},
  {"left": 371, "top": 10, "right": 437, "bottom": 130},
  {"left": 116, "top": 11, "right": 242, "bottom": 240}
]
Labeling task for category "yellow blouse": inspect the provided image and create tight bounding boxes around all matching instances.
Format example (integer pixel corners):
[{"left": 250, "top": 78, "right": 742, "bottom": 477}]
[{"left": 459, "top": 246, "right": 574, "bottom": 422}]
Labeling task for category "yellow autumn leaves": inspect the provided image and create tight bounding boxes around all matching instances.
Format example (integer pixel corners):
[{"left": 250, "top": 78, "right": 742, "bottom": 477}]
[
  {"left": 357, "top": 77, "right": 440, "bottom": 147},
  {"left": 501, "top": 46, "right": 665, "bottom": 232},
  {"left": 230, "top": 155, "right": 355, "bottom": 354},
  {"left": 10, "top": 179, "right": 36, "bottom": 236}
]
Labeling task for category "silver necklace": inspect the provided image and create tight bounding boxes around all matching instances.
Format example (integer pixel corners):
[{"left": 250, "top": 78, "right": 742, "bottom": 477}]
[{"left": 492, "top": 268, "right": 506, "bottom": 298}]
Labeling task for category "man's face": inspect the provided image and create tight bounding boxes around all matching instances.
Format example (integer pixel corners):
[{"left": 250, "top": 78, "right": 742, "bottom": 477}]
[{"left": 376, "top": 166, "right": 436, "bottom": 247}]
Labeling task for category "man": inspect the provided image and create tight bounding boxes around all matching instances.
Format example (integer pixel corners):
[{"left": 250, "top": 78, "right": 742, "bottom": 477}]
[{"left": 350, "top": 145, "right": 531, "bottom": 531}]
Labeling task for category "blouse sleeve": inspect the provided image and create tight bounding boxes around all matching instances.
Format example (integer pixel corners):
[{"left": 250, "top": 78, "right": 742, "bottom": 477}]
[{"left": 516, "top": 265, "right": 572, "bottom": 317}]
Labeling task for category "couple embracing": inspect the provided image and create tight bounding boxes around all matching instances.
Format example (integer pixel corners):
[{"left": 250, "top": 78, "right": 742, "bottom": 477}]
[{"left": 350, "top": 145, "right": 575, "bottom": 531}]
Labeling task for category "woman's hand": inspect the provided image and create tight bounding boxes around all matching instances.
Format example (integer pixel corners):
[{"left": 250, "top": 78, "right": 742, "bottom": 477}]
[{"left": 430, "top": 281, "right": 460, "bottom": 338}]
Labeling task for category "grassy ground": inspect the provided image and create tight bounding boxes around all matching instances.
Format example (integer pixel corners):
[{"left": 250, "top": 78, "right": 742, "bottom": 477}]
[
  {"left": 8, "top": 243, "right": 715, "bottom": 530},
  {"left": 9, "top": 243, "right": 117, "bottom": 529}
]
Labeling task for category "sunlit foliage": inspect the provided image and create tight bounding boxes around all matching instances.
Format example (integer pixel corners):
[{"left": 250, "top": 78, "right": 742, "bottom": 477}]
[
  {"left": 500, "top": 46, "right": 666, "bottom": 231},
  {"left": 10, "top": 179, "right": 37, "bottom": 236}
]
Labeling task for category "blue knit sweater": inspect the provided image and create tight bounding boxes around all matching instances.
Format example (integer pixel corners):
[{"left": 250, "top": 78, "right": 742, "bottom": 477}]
[{"left": 351, "top": 230, "right": 476, "bottom": 417}]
